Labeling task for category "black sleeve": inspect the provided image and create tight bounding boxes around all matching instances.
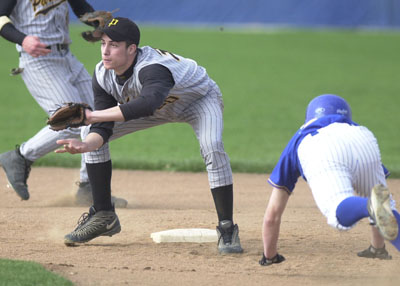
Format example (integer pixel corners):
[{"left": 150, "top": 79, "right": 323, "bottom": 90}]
[
  {"left": 89, "top": 72, "right": 118, "bottom": 143},
  {"left": 68, "top": 0, "right": 94, "bottom": 18},
  {"left": 0, "top": 0, "right": 26, "bottom": 45},
  {"left": 119, "top": 64, "right": 175, "bottom": 121},
  {"left": 0, "top": 0, "right": 16, "bottom": 16}
]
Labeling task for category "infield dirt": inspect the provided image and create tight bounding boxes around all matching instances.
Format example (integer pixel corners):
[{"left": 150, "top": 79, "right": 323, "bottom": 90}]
[{"left": 1, "top": 167, "right": 399, "bottom": 286}]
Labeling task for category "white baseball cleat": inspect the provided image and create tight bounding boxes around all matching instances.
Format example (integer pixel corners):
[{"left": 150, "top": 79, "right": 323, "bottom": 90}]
[{"left": 368, "top": 184, "right": 399, "bottom": 241}]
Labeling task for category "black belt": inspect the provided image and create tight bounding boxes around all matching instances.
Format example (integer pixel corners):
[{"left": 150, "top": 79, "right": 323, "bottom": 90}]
[
  {"left": 46, "top": 43, "right": 69, "bottom": 51},
  {"left": 19, "top": 43, "right": 69, "bottom": 57}
]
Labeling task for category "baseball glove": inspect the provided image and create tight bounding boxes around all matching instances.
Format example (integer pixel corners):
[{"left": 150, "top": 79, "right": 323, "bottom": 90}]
[
  {"left": 47, "top": 103, "right": 92, "bottom": 131},
  {"left": 79, "top": 9, "right": 118, "bottom": 42}
]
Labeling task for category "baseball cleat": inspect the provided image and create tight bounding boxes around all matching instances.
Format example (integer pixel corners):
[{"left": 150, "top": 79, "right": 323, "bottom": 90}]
[
  {"left": 367, "top": 184, "right": 399, "bottom": 241},
  {"left": 0, "top": 146, "right": 33, "bottom": 200},
  {"left": 216, "top": 220, "right": 243, "bottom": 254},
  {"left": 75, "top": 181, "right": 128, "bottom": 208},
  {"left": 357, "top": 244, "right": 392, "bottom": 260},
  {"left": 64, "top": 206, "right": 121, "bottom": 246}
]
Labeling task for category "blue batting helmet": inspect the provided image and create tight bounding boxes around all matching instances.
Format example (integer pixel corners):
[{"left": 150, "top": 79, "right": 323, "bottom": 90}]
[{"left": 305, "top": 94, "right": 352, "bottom": 123}]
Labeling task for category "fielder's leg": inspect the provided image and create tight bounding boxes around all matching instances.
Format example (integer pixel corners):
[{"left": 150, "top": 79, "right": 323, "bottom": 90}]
[
  {"left": 5, "top": 53, "right": 88, "bottom": 201},
  {"left": 63, "top": 118, "right": 169, "bottom": 245},
  {"left": 0, "top": 126, "right": 81, "bottom": 200},
  {"left": 64, "top": 137, "right": 120, "bottom": 245},
  {"left": 183, "top": 84, "right": 242, "bottom": 254},
  {"left": 0, "top": 146, "right": 32, "bottom": 200}
]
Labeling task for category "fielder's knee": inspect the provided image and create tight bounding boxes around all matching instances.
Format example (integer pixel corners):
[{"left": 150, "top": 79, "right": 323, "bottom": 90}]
[{"left": 203, "top": 150, "right": 233, "bottom": 188}]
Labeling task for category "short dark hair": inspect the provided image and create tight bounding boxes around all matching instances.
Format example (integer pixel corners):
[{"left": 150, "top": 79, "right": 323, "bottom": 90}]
[{"left": 125, "top": 40, "right": 136, "bottom": 48}]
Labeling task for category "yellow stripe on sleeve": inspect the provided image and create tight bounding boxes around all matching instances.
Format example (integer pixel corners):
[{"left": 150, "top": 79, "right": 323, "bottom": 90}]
[{"left": 0, "top": 16, "right": 12, "bottom": 31}]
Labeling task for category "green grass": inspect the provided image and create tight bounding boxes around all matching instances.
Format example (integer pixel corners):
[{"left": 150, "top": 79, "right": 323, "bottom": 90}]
[
  {"left": 0, "top": 259, "right": 73, "bottom": 286},
  {"left": 0, "top": 25, "right": 399, "bottom": 176}
]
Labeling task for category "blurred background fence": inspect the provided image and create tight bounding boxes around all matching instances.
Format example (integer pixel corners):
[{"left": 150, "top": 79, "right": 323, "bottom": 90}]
[{"left": 73, "top": 0, "right": 400, "bottom": 28}]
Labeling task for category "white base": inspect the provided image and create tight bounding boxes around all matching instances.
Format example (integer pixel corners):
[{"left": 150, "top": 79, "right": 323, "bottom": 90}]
[{"left": 151, "top": 228, "right": 218, "bottom": 243}]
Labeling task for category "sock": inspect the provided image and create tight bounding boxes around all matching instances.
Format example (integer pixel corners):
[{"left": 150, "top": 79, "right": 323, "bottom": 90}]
[
  {"left": 336, "top": 196, "right": 369, "bottom": 227},
  {"left": 390, "top": 210, "right": 400, "bottom": 251},
  {"left": 211, "top": 184, "right": 233, "bottom": 222},
  {"left": 86, "top": 161, "right": 113, "bottom": 211}
]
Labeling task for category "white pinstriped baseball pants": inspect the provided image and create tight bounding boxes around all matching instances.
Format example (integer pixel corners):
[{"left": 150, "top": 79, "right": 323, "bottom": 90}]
[
  {"left": 18, "top": 49, "right": 94, "bottom": 182},
  {"left": 82, "top": 82, "right": 233, "bottom": 189},
  {"left": 297, "top": 123, "right": 396, "bottom": 229}
]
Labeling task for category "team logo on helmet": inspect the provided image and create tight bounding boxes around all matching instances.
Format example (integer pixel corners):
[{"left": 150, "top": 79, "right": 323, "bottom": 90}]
[
  {"left": 315, "top": 107, "right": 325, "bottom": 116},
  {"left": 336, "top": 109, "right": 349, "bottom": 116}
]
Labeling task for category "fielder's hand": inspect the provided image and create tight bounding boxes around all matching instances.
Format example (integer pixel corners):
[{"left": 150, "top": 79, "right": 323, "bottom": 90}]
[
  {"left": 22, "top": 36, "right": 51, "bottom": 57},
  {"left": 259, "top": 253, "right": 285, "bottom": 266},
  {"left": 79, "top": 9, "right": 118, "bottom": 42},
  {"left": 56, "top": 139, "right": 89, "bottom": 154},
  {"left": 47, "top": 102, "right": 92, "bottom": 131}
]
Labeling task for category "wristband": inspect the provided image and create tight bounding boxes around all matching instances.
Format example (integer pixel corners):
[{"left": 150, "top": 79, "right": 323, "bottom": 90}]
[{"left": 0, "top": 16, "right": 12, "bottom": 31}]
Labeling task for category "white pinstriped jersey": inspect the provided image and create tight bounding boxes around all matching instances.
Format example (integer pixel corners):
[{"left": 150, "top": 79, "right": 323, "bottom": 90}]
[
  {"left": 95, "top": 46, "right": 212, "bottom": 118},
  {"left": 85, "top": 46, "right": 232, "bottom": 188},
  {"left": 10, "top": 0, "right": 71, "bottom": 49},
  {"left": 268, "top": 115, "right": 389, "bottom": 193},
  {"left": 8, "top": 0, "right": 94, "bottom": 183},
  {"left": 269, "top": 115, "right": 394, "bottom": 229},
  {"left": 297, "top": 122, "right": 396, "bottom": 229}
]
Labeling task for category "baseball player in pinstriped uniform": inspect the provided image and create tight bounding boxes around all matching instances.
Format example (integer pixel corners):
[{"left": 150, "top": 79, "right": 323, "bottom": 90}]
[
  {"left": 56, "top": 17, "right": 243, "bottom": 254},
  {"left": 0, "top": 0, "right": 126, "bottom": 207},
  {"left": 259, "top": 94, "right": 400, "bottom": 266}
]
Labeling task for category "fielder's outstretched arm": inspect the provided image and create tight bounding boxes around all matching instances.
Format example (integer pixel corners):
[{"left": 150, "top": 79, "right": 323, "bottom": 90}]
[
  {"left": 262, "top": 187, "right": 290, "bottom": 258},
  {"left": 55, "top": 106, "right": 125, "bottom": 155},
  {"left": 85, "top": 106, "right": 125, "bottom": 124}
]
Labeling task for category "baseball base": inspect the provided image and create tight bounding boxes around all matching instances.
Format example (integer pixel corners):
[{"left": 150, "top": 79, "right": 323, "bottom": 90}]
[{"left": 151, "top": 228, "right": 217, "bottom": 243}]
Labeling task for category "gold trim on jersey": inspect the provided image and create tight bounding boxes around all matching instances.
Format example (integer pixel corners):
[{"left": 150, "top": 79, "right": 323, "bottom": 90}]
[
  {"left": 31, "top": 0, "right": 67, "bottom": 16},
  {"left": 157, "top": 95, "right": 179, "bottom": 110},
  {"left": 267, "top": 179, "right": 292, "bottom": 195},
  {"left": 154, "top": 48, "right": 180, "bottom": 61},
  {"left": 0, "top": 16, "right": 12, "bottom": 31}
]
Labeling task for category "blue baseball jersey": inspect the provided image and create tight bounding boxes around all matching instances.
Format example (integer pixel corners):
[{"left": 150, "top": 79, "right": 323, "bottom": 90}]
[{"left": 268, "top": 115, "right": 389, "bottom": 194}]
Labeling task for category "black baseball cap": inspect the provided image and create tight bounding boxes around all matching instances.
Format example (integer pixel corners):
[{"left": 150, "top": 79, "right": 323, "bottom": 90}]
[{"left": 101, "top": 17, "right": 140, "bottom": 45}]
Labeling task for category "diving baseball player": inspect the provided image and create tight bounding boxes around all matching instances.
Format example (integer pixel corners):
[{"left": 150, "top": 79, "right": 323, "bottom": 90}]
[
  {"left": 260, "top": 94, "right": 400, "bottom": 266},
  {"left": 0, "top": 0, "right": 126, "bottom": 207},
  {"left": 55, "top": 17, "right": 243, "bottom": 254}
]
